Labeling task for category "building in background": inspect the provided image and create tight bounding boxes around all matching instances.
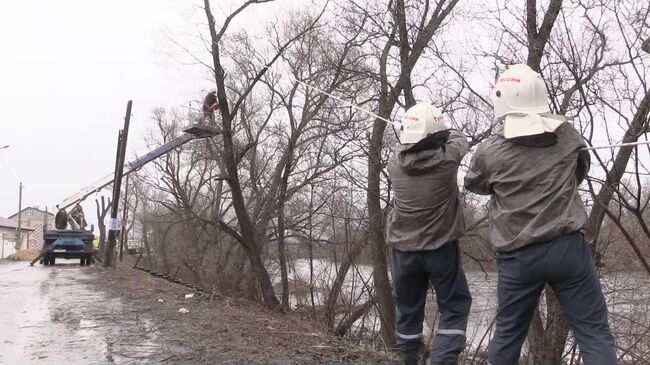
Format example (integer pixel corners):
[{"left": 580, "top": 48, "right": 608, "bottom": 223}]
[
  {"left": 8, "top": 207, "right": 55, "bottom": 250},
  {"left": 0, "top": 217, "right": 34, "bottom": 258}
]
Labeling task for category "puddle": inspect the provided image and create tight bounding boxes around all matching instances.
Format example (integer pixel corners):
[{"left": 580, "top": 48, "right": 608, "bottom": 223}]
[{"left": 0, "top": 262, "right": 167, "bottom": 364}]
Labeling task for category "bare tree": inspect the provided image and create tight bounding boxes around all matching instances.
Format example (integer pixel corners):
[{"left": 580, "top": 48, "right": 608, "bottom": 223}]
[
  {"left": 130, "top": 0, "right": 650, "bottom": 360},
  {"left": 95, "top": 196, "right": 111, "bottom": 257},
  {"left": 199, "top": 0, "right": 336, "bottom": 308},
  {"left": 341, "top": 0, "right": 462, "bottom": 347}
]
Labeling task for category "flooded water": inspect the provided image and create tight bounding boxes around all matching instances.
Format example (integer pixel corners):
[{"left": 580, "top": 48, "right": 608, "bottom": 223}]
[
  {"left": 0, "top": 261, "right": 162, "bottom": 364},
  {"left": 276, "top": 258, "right": 650, "bottom": 358},
  {"left": 272, "top": 259, "right": 498, "bottom": 343}
]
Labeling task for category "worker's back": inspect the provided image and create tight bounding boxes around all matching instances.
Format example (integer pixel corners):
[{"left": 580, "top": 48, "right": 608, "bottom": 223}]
[
  {"left": 387, "top": 131, "right": 468, "bottom": 251},
  {"left": 465, "top": 123, "right": 588, "bottom": 252}
]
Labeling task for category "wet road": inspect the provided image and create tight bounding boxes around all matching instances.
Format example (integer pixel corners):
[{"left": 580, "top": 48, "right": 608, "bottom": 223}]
[{"left": 0, "top": 261, "right": 163, "bottom": 364}]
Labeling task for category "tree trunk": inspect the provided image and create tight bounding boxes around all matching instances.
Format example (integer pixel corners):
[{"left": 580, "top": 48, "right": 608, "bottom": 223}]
[
  {"left": 142, "top": 222, "right": 152, "bottom": 267},
  {"left": 203, "top": 0, "right": 280, "bottom": 309},
  {"left": 157, "top": 234, "right": 170, "bottom": 274},
  {"left": 525, "top": 0, "right": 563, "bottom": 72},
  {"left": 308, "top": 184, "right": 316, "bottom": 315},
  {"left": 246, "top": 244, "right": 281, "bottom": 309},
  {"left": 367, "top": 107, "right": 396, "bottom": 347},
  {"left": 277, "top": 161, "right": 292, "bottom": 310},
  {"left": 528, "top": 290, "right": 567, "bottom": 365},
  {"left": 584, "top": 89, "right": 650, "bottom": 252},
  {"left": 277, "top": 200, "right": 290, "bottom": 310},
  {"left": 335, "top": 297, "right": 377, "bottom": 336},
  {"left": 323, "top": 234, "right": 367, "bottom": 329},
  {"left": 95, "top": 196, "right": 110, "bottom": 259}
]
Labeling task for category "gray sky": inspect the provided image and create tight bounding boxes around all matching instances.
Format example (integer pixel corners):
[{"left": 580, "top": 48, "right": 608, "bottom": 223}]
[
  {"left": 0, "top": 0, "right": 213, "bottom": 218},
  {"left": 0, "top": 0, "right": 306, "bottom": 231}
]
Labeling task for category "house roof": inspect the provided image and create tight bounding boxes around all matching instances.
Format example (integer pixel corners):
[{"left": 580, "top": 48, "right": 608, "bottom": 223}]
[
  {"left": 8, "top": 207, "right": 55, "bottom": 220},
  {"left": 0, "top": 217, "right": 35, "bottom": 231}
]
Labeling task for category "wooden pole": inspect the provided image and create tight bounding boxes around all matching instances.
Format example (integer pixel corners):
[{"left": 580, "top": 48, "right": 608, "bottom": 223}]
[
  {"left": 119, "top": 174, "right": 130, "bottom": 262},
  {"left": 104, "top": 100, "right": 132, "bottom": 268}
]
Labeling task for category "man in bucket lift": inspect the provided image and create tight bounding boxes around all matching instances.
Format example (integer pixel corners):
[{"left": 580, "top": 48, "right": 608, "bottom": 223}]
[
  {"left": 202, "top": 90, "right": 219, "bottom": 124},
  {"left": 464, "top": 64, "right": 616, "bottom": 365},
  {"left": 387, "top": 103, "right": 472, "bottom": 365}
]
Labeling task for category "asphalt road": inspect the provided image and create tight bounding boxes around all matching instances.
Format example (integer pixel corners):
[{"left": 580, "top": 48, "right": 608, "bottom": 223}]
[{"left": 0, "top": 260, "right": 163, "bottom": 364}]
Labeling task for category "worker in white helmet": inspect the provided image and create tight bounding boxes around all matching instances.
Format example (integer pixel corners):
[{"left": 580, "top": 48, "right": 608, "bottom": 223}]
[
  {"left": 387, "top": 103, "right": 472, "bottom": 365},
  {"left": 464, "top": 64, "right": 616, "bottom": 365}
]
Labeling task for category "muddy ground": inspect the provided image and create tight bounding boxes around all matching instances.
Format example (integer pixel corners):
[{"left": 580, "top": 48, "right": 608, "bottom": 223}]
[{"left": 0, "top": 259, "right": 393, "bottom": 364}]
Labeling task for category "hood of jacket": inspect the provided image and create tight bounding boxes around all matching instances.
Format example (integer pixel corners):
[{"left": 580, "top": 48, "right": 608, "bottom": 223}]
[
  {"left": 395, "top": 145, "right": 448, "bottom": 174},
  {"left": 395, "top": 130, "right": 452, "bottom": 174}
]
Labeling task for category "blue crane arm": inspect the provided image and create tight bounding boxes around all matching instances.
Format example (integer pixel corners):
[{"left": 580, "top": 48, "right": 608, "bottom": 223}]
[
  {"left": 57, "top": 125, "right": 219, "bottom": 211},
  {"left": 127, "top": 133, "right": 193, "bottom": 171}
]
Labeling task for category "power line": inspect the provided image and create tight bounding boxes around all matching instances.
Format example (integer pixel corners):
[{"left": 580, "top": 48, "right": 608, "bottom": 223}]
[{"left": 0, "top": 150, "right": 16, "bottom": 181}]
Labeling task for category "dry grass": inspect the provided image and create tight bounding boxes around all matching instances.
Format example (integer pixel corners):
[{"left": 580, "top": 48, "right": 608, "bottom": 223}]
[{"left": 91, "top": 261, "right": 395, "bottom": 364}]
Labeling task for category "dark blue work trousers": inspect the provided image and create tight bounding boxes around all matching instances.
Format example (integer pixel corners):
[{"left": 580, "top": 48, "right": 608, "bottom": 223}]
[
  {"left": 488, "top": 231, "right": 617, "bottom": 365},
  {"left": 393, "top": 241, "right": 472, "bottom": 365}
]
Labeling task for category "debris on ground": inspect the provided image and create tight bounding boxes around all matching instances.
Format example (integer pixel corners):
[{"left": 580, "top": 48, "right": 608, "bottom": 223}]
[
  {"left": 178, "top": 307, "right": 190, "bottom": 313},
  {"left": 184, "top": 293, "right": 194, "bottom": 299}
]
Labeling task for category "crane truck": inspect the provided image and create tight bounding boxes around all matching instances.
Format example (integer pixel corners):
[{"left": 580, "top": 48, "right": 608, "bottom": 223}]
[{"left": 31, "top": 124, "right": 219, "bottom": 266}]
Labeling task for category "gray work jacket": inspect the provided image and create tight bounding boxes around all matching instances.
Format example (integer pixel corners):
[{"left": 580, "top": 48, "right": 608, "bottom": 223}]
[
  {"left": 464, "top": 123, "right": 590, "bottom": 252},
  {"left": 387, "top": 131, "right": 469, "bottom": 252}
]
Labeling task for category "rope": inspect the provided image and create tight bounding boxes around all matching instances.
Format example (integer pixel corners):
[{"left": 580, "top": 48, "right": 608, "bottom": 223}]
[
  {"left": 282, "top": 76, "right": 650, "bottom": 151},
  {"left": 582, "top": 140, "right": 650, "bottom": 151},
  {"left": 287, "top": 76, "right": 399, "bottom": 126},
  {"left": 258, "top": 65, "right": 650, "bottom": 153},
  {"left": 260, "top": 63, "right": 399, "bottom": 127}
]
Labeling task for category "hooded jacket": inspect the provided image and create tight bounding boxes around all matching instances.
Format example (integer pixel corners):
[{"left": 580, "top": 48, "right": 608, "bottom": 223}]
[
  {"left": 387, "top": 130, "right": 469, "bottom": 251},
  {"left": 464, "top": 122, "right": 590, "bottom": 252}
]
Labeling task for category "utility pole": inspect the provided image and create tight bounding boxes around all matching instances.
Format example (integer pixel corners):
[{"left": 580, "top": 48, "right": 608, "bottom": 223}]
[
  {"left": 105, "top": 100, "right": 132, "bottom": 268},
  {"left": 16, "top": 182, "right": 22, "bottom": 250},
  {"left": 119, "top": 174, "right": 129, "bottom": 262}
]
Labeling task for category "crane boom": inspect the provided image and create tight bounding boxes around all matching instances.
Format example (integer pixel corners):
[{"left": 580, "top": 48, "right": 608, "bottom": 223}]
[{"left": 57, "top": 124, "right": 219, "bottom": 211}]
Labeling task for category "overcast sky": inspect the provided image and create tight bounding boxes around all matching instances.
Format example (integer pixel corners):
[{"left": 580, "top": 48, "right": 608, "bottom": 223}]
[{"left": 0, "top": 0, "right": 289, "bottom": 221}]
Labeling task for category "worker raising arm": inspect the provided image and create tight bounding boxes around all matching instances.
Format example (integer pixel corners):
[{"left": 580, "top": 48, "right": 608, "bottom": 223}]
[
  {"left": 387, "top": 103, "right": 472, "bottom": 365},
  {"left": 464, "top": 64, "right": 616, "bottom": 365}
]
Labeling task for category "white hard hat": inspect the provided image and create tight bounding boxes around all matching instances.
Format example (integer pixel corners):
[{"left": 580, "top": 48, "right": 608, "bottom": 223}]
[
  {"left": 491, "top": 64, "right": 550, "bottom": 119},
  {"left": 400, "top": 103, "right": 446, "bottom": 144}
]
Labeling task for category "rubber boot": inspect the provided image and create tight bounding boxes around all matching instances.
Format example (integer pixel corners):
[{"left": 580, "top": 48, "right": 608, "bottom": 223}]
[{"left": 399, "top": 341, "right": 421, "bottom": 365}]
